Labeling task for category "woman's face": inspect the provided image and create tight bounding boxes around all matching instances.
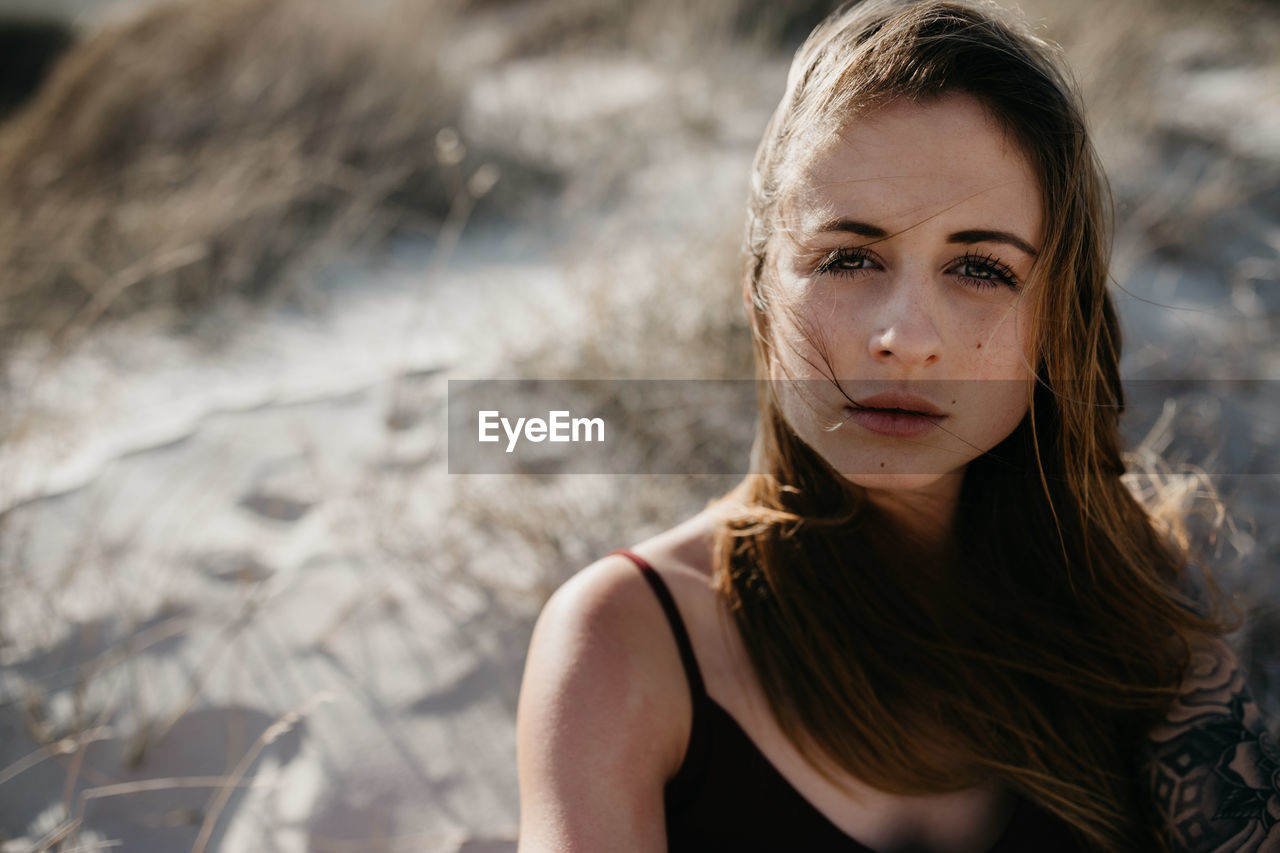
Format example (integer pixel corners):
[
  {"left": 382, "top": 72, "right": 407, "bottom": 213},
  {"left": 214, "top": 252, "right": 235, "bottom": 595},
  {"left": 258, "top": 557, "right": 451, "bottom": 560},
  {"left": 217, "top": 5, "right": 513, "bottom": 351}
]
[{"left": 765, "top": 93, "right": 1043, "bottom": 499}]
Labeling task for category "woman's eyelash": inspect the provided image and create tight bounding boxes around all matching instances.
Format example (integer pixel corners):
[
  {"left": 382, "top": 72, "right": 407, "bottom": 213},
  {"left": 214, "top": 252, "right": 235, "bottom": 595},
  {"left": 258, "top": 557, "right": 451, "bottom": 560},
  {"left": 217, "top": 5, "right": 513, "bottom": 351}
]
[
  {"left": 951, "top": 252, "right": 1020, "bottom": 289},
  {"left": 815, "top": 248, "right": 1020, "bottom": 290},
  {"left": 815, "top": 247, "right": 877, "bottom": 276}
]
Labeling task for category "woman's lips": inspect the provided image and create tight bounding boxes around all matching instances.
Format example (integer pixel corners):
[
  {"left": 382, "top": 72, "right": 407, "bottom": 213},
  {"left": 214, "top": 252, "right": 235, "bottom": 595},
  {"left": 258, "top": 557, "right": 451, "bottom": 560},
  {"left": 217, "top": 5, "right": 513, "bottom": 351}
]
[
  {"left": 844, "top": 406, "right": 945, "bottom": 438},
  {"left": 853, "top": 392, "right": 945, "bottom": 416}
]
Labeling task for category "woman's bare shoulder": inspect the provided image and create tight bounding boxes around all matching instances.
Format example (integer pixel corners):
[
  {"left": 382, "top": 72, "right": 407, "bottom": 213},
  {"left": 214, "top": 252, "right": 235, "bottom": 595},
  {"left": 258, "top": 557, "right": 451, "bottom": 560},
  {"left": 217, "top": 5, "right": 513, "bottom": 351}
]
[
  {"left": 542, "top": 543, "right": 704, "bottom": 659},
  {"left": 518, "top": 543, "right": 702, "bottom": 775},
  {"left": 520, "top": 503, "right": 730, "bottom": 732},
  {"left": 516, "top": 551, "right": 690, "bottom": 849}
]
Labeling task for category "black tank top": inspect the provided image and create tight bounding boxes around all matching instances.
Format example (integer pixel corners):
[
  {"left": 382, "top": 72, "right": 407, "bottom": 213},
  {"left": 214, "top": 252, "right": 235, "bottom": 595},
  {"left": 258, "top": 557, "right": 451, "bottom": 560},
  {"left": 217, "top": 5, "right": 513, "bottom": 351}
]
[{"left": 608, "top": 548, "right": 1084, "bottom": 853}]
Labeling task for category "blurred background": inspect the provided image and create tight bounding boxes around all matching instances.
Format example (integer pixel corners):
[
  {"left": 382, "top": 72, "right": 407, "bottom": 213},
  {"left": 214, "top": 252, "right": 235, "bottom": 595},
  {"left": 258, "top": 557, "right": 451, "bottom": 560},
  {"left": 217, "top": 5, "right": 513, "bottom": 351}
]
[{"left": 0, "top": 0, "right": 1276, "bottom": 849}]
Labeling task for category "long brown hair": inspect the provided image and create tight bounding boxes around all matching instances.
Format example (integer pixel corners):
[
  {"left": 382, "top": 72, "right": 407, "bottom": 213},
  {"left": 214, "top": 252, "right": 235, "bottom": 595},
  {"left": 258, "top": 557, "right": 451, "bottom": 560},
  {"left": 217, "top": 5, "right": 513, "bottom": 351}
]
[{"left": 711, "top": 2, "right": 1234, "bottom": 850}]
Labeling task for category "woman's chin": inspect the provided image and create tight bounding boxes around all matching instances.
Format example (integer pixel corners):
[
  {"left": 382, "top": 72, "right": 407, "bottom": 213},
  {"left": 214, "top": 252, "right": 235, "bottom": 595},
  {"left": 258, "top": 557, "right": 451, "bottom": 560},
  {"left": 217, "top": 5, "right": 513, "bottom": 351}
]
[
  {"left": 839, "top": 472, "right": 948, "bottom": 491},
  {"left": 830, "top": 464, "right": 966, "bottom": 495}
]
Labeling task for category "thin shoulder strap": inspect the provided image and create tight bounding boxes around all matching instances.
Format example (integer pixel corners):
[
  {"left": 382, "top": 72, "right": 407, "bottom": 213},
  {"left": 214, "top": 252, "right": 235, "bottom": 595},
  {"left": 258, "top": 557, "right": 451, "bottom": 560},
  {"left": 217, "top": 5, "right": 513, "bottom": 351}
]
[{"left": 607, "top": 549, "right": 708, "bottom": 700}]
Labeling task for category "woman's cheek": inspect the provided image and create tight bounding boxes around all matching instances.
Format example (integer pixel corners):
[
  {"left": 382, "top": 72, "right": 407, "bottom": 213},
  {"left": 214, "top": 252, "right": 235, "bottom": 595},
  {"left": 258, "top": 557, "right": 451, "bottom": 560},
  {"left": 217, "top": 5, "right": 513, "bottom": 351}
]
[
  {"left": 963, "top": 312, "right": 1035, "bottom": 382},
  {"left": 970, "top": 373, "right": 1031, "bottom": 429}
]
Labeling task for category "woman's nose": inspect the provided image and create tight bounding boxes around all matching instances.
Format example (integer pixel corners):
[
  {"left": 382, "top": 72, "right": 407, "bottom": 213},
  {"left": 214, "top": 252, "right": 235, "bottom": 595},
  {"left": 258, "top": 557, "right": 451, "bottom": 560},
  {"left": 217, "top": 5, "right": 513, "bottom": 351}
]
[{"left": 867, "top": 282, "right": 943, "bottom": 367}]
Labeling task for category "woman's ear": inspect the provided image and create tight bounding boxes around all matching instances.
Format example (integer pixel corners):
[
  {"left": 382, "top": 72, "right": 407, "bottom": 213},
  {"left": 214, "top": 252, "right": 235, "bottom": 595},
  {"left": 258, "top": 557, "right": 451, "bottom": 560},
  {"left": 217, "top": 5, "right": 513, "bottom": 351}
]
[{"left": 743, "top": 281, "right": 752, "bottom": 309}]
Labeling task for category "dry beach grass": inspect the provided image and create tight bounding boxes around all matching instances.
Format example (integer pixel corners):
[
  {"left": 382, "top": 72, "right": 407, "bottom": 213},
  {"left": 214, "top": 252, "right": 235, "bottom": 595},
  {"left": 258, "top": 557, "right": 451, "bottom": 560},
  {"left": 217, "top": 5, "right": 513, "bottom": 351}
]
[
  {"left": 0, "top": 0, "right": 1277, "bottom": 849},
  {"left": 0, "top": 0, "right": 510, "bottom": 355}
]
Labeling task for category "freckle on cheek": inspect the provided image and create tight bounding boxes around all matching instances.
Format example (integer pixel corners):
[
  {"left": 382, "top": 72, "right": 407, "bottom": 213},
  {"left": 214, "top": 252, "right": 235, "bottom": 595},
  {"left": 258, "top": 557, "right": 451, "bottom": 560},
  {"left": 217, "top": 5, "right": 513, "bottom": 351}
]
[
  {"left": 880, "top": 462, "right": 885, "bottom": 468},
  {"left": 976, "top": 342, "right": 983, "bottom": 350}
]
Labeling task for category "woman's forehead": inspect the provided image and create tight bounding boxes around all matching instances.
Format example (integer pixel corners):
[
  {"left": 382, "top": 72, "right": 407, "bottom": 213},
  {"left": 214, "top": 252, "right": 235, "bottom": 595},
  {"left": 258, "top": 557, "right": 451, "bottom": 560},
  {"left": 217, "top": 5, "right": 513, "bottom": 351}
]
[{"left": 783, "top": 94, "right": 1044, "bottom": 247}]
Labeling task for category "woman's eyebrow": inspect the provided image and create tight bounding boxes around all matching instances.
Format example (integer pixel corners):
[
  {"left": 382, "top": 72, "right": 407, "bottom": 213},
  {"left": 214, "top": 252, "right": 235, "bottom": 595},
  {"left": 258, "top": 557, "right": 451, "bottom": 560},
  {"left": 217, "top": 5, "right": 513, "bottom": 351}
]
[
  {"left": 813, "top": 218, "right": 888, "bottom": 239},
  {"left": 813, "top": 218, "right": 1039, "bottom": 258},
  {"left": 948, "top": 229, "right": 1039, "bottom": 258}
]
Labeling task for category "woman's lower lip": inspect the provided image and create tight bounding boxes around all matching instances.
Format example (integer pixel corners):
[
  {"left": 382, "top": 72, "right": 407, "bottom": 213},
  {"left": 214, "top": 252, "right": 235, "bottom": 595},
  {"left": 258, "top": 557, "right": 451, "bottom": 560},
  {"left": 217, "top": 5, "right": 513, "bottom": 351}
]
[{"left": 844, "top": 407, "right": 945, "bottom": 438}]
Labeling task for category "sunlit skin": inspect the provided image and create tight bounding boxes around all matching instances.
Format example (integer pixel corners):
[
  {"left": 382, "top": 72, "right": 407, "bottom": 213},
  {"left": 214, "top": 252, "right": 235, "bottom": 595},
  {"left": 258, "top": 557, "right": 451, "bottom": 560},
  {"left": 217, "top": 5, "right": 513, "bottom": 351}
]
[{"left": 763, "top": 92, "right": 1043, "bottom": 551}]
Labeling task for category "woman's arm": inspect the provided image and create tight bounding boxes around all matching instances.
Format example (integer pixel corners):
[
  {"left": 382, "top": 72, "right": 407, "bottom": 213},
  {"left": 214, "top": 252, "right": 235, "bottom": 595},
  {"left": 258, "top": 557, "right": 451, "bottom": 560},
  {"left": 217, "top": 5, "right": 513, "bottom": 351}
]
[
  {"left": 1140, "top": 637, "right": 1280, "bottom": 852},
  {"left": 515, "top": 558, "right": 683, "bottom": 853}
]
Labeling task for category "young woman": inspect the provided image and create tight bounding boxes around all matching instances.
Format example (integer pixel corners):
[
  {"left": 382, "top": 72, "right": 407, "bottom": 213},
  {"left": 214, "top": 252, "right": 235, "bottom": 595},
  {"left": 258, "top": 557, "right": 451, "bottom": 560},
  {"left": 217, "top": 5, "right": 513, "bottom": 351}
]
[{"left": 515, "top": 1, "right": 1278, "bottom": 851}]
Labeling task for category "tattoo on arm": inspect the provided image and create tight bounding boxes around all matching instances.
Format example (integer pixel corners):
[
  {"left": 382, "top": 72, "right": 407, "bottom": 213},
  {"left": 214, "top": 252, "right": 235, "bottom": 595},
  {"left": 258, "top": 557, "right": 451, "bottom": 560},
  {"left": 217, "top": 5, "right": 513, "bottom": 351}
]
[{"left": 1141, "top": 638, "right": 1280, "bottom": 852}]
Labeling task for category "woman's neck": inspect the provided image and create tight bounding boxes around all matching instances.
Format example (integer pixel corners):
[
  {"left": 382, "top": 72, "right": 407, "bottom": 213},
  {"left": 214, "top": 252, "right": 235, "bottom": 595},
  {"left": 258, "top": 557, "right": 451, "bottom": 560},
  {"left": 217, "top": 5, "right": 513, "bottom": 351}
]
[{"left": 862, "top": 470, "right": 965, "bottom": 562}]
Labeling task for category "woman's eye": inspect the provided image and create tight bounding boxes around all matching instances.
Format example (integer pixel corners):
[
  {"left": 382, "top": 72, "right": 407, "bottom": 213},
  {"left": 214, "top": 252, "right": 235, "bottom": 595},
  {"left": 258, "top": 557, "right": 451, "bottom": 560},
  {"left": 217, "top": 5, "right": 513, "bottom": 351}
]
[
  {"left": 817, "top": 249, "right": 877, "bottom": 276},
  {"left": 816, "top": 250, "right": 1020, "bottom": 290},
  {"left": 949, "top": 254, "right": 1020, "bottom": 290}
]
